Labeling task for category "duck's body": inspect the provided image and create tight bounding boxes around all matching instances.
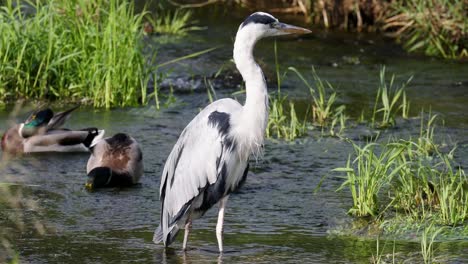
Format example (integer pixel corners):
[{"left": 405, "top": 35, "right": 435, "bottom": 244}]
[
  {"left": 1, "top": 106, "right": 104, "bottom": 155},
  {"left": 86, "top": 133, "right": 143, "bottom": 189},
  {"left": 154, "top": 12, "right": 311, "bottom": 252}
]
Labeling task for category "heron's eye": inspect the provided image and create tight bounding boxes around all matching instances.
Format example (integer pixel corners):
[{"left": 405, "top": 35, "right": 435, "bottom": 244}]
[{"left": 269, "top": 22, "right": 278, "bottom": 29}]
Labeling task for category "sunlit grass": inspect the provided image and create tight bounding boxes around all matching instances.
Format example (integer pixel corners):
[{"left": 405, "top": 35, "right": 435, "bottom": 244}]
[
  {"left": 421, "top": 225, "right": 444, "bottom": 264},
  {"left": 266, "top": 41, "right": 308, "bottom": 141},
  {"left": 335, "top": 141, "right": 407, "bottom": 217},
  {"left": 0, "top": 0, "right": 149, "bottom": 108},
  {"left": 267, "top": 95, "right": 307, "bottom": 141},
  {"left": 145, "top": 8, "right": 201, "bottom": 35},
  {"left": 335, "top": 109, "right": 467, "bottom": 225},
  {"left": 288, "top": 67, "right": 346, "bottom": 129},
  {"left": 384, "top": 0, "right": 467, "bottom": 59},
  {"left": 371, "top": 66, "right": 412, "bottom": 128}
]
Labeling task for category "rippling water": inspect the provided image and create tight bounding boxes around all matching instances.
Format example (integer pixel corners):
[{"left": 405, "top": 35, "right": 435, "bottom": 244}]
[{"left": 1, "top": 3, "right": 468, "bottom": 263}]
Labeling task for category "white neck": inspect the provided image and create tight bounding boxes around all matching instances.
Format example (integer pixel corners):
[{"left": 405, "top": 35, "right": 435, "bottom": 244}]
[{"left": 232, "top": 27, "right": 269, "bottom": 159}]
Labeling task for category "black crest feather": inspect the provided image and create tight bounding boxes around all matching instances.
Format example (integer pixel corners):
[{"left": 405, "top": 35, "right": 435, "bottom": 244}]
[{"left": 241, "top": 13, "right": 276, "bottom": 28}]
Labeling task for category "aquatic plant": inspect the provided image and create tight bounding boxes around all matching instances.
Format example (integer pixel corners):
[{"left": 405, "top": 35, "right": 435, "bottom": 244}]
[
  {"left": 436, "top": 156, "right": 467, "bottom": 225},
  {"left": 145, "top": 8, "right": 200, "bottom": 35},
  {"left": 337, "top": 107, "right": 467, "bottom": 226},
  {"left": 288, "top": 67, "right": 346, "bottom": 130},
  {"left": 0, "top": 0, "right": 149, "bottom": 108},
  {"left": 417, "top": 110, "right": 439, "bottom": 155},
  {"left": 267, "top": 95, "right": 307, "bottom": 141},
  {"left": 384, "top": 0, "right": 467, "bottom": 59},
  {"left": 371, "top": 66, "right": 412, "bottom": 128},
  {"left": 266, "top": 42, "right": 307, "bottom": 141},
  {"left": 335, "top": 141, "right": 407, "bottom": 217},
  {"left": 420, "top": 225, "right": 444, "bottom": 264}
]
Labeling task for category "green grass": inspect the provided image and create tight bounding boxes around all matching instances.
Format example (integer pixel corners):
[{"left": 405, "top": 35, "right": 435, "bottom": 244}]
[
  {"left": 385, "top": 0, "right": 467, "bottom": 59},
  {"left": 371, "top": 66, "right": 412, "bottom": 128},
  {"left": 335, "top": 110, "right": 467, "bottom": 225},
  {"left": 267, "top": 95, "right": 307, "bottom": 141},
  {"left": 0, "top": 0, "right": 149, "bottom": 108},
  {"left": 145, "top": 8, "right": 200, "bottom": 35},
  {"left": 335, "top": 141, "right": 407, "bottom": 217},
  {"left": 266, "top": 41, "right": 307, "bottom": 141},
  {"left": 421, "top": 225, "right": 444, "bottom": 264},
  {"left": 288, "top": 67, "right": 345, "bottom": 128}
]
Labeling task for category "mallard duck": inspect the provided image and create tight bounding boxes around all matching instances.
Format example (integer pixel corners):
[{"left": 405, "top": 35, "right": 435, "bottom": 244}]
[
  {"left": 86, "top": 133, "right": 143, "bottom": 189},
  {"left": 1, "top": 105, "right": 105, "bottom": 155}
]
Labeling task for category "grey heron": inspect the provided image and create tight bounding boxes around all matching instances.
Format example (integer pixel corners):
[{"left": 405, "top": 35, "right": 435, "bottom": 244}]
[
  {"left": 153, "top": 12, "right": 311, "bottom": 252},
  {"left": 86, "top": 133, "right": 143, "bottom": 189}
]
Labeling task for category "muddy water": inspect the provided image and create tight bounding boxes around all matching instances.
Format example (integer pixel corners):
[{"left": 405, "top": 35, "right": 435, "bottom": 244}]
[{"left": 1, "top": 3, "right": 468, "bottom": 264}]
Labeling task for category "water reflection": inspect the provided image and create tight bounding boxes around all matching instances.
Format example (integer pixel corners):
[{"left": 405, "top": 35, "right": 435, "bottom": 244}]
[{"left": 153, "top": 247, "right": 224, "bottom": 264}]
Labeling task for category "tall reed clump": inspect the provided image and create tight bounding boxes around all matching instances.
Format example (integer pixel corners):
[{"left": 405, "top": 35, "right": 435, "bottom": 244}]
[
  {"left": 0, "top": 0, "right": 149, "bottom": 108},
  {"left": 267, "top": 42, "right": 307, "bottom": 141},
  {"left": 384, "top": 0, "right": 467, "bottom": 59},
  {"left": 371, "top": 66, "right": 411, "bottom": 128}
]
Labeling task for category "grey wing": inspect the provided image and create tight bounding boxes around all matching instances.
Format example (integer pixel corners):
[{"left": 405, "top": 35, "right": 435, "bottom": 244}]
[
  {"left": 47, "top": 105, "right": 80, "bottom": 130},
  {"left": 25, "top": 130, "right": 91, "bottom": 153},
  {"left": 155, "top": 99, "right": 246, "bottom": 245},
  {"left": 126, "top": 137, "right": 144, "bottom": 183},
  {"left": 86, "top": 139, "right": 108, "bottom": 173}
]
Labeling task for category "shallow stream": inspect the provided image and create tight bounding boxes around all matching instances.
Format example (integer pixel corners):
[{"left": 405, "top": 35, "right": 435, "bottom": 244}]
[{"left": 1, "top": 3, "right": 467, "bottom": 263}]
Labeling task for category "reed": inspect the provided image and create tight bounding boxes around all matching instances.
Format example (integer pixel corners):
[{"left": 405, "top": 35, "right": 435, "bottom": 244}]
[
  {"left": 384, "top": 0, "right": 467, "bottom": 59},
  {"left": 288, "top": 66, "right": 346, "bottom": 130},
  {"left": 335, "top": 141, "right": 407, "bottom": 217},
  {"left": 421, "top": 225, "right": 444, "bottom": 264},
  {"left": 145, "top": 8, "right": 201, "bottom": 35},
  {"left": 0, "top": 0, "right": 148, "bottom": 108},
  {"left": 337, "top": 110, "right": 467, "bottom": 226},
  {"left": 266, "top": 42, "right": 307, "bottom": 141},
  {"left": 371, "top": 66, "right": 412, "bottom": 128},
  {"left": 267, "top": 95, "right": 307, "bottom": 141}
]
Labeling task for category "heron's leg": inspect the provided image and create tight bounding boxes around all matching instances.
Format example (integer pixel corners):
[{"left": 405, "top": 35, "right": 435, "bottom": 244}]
[
  {"left": 182, "top": 218, "right": 192, "bottom": 251},
  {"left": 216, "top": 195, "right": 229, "bottom": 253}
]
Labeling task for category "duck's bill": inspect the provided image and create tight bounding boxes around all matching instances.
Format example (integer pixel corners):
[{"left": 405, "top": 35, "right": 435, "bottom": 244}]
[
  {"left": 277, "top": 23, "right": 312, "bottom": 35},
  {"left": 85, "top": 182, "right": 94, "bottom": 190}
]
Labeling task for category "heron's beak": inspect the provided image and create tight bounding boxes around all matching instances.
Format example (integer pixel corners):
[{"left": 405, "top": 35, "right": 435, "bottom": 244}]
[{"left": 277, "top": 22, "right": 312, "bottom": 35}]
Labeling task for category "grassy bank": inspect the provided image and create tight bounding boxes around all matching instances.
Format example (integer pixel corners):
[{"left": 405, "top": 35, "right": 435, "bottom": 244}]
[
  {"left": 0, "top": 0, "right": 149, "bottom": 108},
  {"left": 177, "top": 0, "right": 467, "bottom": 59}
]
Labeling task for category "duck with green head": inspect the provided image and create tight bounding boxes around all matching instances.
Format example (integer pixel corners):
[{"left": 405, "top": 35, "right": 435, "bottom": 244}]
[
  {"left": 1, "top": 105, "right": 105, "bottom": 155},
  {"left": 86, "top": 133, "right": 143, "bottom": 190}
]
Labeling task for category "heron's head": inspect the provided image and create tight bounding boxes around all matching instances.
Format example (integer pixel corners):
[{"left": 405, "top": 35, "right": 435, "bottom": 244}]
[{"left": 239, "top": 12, "right": 311, "bottom": 39}]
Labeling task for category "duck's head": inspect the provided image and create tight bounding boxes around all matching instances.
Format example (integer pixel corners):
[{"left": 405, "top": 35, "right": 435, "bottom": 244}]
[
  {"left": 237, "top": 12, "right": 311, "bottom": 40},
  {"left": 86, "top": 166, "right": 134, "bottom": 190},
  {"left": 19, "top": 108, "right": 54, "bottom": 138},
  {"left": 86, "top": 167, "right": 113, "bottom": 190}
]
